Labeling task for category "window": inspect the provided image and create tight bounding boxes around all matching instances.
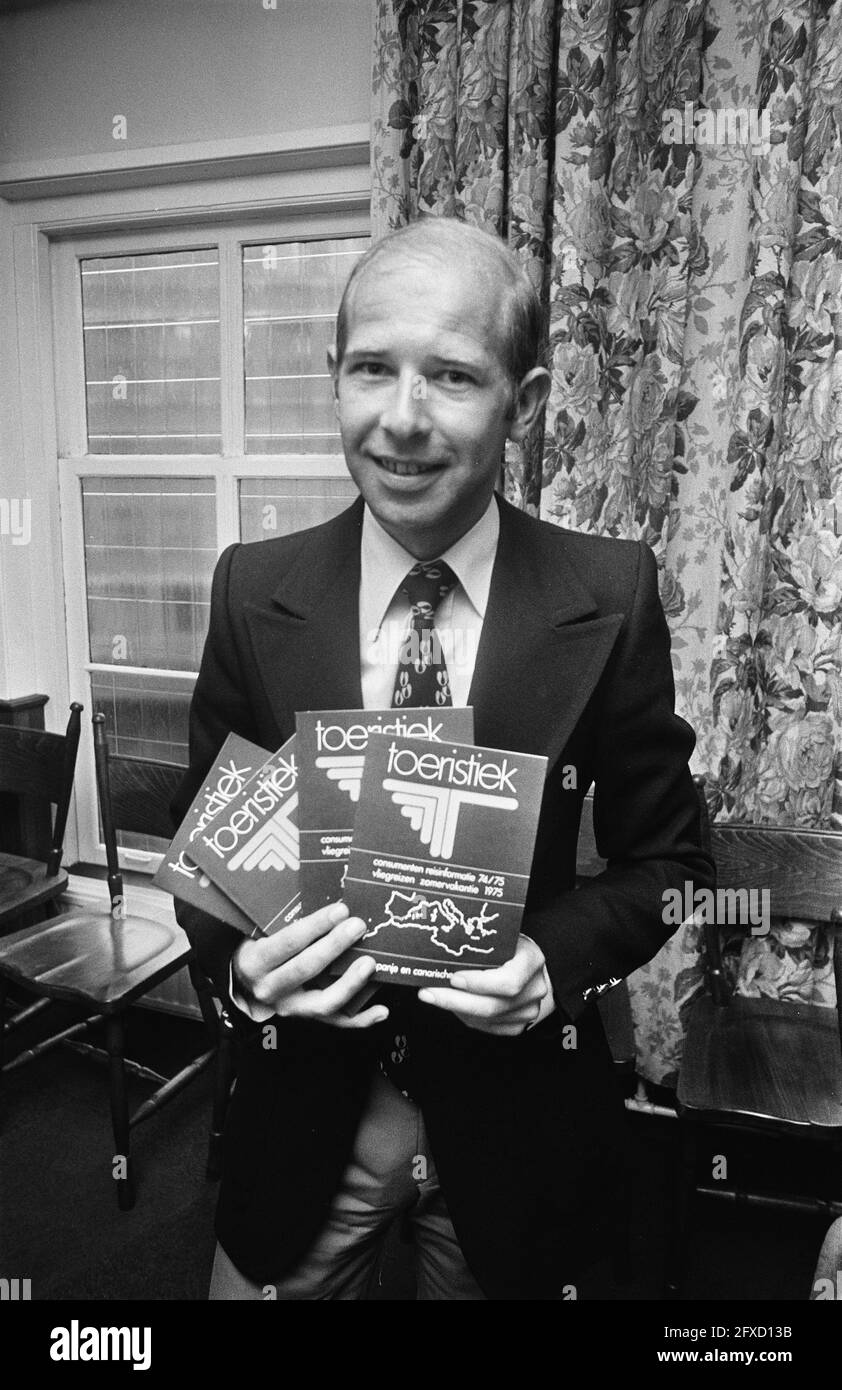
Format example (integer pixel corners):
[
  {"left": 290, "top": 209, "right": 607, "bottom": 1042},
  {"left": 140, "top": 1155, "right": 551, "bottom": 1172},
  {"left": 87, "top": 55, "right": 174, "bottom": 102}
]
[
  {"left": 243, "top": 239, "right": 360, "bottom": 453},
  {"left": 54, "top": 221, "right": 368, "bottom": 864},
  {"left": 81, "top": 248, "right": 222, "bottom": 455}
]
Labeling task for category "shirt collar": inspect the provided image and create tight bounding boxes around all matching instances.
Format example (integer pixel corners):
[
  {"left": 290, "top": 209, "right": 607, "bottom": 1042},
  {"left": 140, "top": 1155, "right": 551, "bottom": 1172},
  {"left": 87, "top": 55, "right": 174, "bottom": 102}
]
[{"left": 360, "top": 495, "right": 500, "bottom": 636}]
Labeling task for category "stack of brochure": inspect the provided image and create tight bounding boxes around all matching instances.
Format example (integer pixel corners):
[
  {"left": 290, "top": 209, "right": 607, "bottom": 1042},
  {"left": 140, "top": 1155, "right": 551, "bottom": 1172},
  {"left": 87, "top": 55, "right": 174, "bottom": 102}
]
[{"left": 155, "top": 710, "right": 547, "bottom": 988}]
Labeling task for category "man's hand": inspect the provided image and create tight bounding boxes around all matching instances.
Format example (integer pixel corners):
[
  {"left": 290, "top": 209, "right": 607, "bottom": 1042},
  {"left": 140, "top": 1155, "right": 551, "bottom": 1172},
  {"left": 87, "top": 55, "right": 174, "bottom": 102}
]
[
  {"left": 417, "top": 935, "right": 555, "bottom": 1036},
  {"left": 232, "top": 901, "right": 388, "bottom": 1029}
]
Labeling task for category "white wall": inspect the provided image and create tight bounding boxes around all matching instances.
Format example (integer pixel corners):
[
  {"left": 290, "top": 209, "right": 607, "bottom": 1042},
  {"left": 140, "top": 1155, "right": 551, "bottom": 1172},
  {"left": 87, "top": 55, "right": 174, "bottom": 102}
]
[{"left": 0, "top": 0, "right": 370, "bottom": 167}]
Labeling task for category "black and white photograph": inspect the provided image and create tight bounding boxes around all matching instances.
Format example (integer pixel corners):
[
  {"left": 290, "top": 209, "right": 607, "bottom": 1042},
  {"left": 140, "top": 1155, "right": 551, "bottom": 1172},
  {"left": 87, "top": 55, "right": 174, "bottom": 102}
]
[{"left": 0, "top": 0, "right": 839, "bottom": 1362}]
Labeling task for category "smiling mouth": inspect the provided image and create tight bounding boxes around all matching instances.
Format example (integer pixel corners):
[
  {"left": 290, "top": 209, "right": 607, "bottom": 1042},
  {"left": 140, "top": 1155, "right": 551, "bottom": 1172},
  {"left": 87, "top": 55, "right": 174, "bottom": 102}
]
[{"left": 375, "top": 456, "right": 441, "bottom": 477}]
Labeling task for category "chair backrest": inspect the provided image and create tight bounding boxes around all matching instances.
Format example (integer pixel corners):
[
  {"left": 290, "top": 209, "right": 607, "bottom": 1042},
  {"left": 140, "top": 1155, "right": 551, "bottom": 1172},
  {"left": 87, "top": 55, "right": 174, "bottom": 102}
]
[
  {"left": 92, "top": 713, "right": 185, "bottom": 909},
  {"left": 0, "top": 703, "right": 83, "bottom": 874},
  {"left": 710, "top": 824, "right": 842, "bottom": 921},
  {"left": 705, "top": 823, "right": 842, "bottom": 1022}
]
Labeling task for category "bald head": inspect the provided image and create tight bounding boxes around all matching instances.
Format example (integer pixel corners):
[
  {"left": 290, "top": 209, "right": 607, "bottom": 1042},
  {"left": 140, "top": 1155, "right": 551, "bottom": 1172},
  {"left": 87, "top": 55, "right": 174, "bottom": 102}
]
[{"left": 335, "top": 218, "right": 544, "bottom": 393}]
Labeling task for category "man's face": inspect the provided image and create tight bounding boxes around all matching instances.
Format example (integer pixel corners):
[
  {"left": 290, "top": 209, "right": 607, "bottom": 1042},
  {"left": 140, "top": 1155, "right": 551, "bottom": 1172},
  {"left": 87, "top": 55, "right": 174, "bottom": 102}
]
[{"left": 329, "top": 248, "right": 530, "bottom": 558}]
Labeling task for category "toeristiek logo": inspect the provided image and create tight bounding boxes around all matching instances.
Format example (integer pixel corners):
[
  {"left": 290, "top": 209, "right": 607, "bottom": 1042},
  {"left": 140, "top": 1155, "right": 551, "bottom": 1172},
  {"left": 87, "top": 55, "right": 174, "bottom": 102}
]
[
  {"left": 226, "top": 793, "right": 299, "bottom": 872},
  {"left": 199, "top": 758, "right": 296, "bottom": 862},
  {"left": 310, "top": 713, "right": 459, "bottom": 805},
  {"left": 174, "top": 754, "right": 258, "bottom": 882},
  {"left": 313, "top": 714, "right": 447, "bottom": 750},
  {"left": 384, "top": 780, "right": 518, "bottom": 859},
  {"left": 50, "top": 1320, "right": 151, "bottom": 1370},
  {"left": 193, "top": 756, "right": 256, "bottom": 826},
  {"left": 315, "top": 754, "right": 366, "bottom": 803}
]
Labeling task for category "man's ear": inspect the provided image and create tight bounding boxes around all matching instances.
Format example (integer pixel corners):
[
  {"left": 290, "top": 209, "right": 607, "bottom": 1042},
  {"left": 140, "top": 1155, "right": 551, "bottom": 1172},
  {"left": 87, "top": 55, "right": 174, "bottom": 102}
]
[
  {"left": 507, "top": 367, "right": 551, "bottom": 443},
  {"left": 327, "top": 346, "right": 339, "bottom": 404}
]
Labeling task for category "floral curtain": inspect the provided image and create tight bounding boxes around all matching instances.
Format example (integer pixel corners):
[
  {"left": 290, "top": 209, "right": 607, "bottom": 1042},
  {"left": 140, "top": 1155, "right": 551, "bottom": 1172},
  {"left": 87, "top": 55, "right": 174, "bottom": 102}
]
[{"left": 372, "top": 0, "right": 842, "bottom": 1086}]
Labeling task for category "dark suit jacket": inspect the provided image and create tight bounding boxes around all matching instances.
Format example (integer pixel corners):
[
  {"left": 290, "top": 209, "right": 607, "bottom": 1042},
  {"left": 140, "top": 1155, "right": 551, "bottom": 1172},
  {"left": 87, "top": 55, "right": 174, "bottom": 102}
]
[{"left": 173, "top": 494, "right": 713, "bottom": 1299}]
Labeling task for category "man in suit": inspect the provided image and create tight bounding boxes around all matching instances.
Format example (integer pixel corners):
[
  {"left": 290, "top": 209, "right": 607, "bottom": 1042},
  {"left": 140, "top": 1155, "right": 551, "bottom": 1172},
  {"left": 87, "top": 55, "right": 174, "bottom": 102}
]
[{"left": 173, "top": 217, "right": 713, "bottom": 1300}]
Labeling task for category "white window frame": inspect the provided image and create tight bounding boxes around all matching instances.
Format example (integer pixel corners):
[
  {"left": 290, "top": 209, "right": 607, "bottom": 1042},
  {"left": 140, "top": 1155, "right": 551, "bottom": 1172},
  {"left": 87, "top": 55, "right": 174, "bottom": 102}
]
[{"left": 0, "top": 140, "right": 368, "bottom": 869}]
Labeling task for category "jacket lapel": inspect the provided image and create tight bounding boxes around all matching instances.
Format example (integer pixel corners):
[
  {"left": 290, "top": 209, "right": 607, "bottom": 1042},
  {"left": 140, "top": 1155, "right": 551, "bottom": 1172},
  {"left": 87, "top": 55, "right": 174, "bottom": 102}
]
[
  {"left": 242, "top": 493, "right": 624, "bottom": 769},
  {"left": 469, "top": 500, "right": 623, "bottom": 769},
  {"left": 243, "top": 499, "right": 365, "bottom": 736}
]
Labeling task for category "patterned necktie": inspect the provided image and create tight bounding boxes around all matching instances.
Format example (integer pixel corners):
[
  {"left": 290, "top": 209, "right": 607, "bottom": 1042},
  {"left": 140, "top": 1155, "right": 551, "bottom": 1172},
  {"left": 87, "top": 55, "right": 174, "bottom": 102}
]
[
  {"left": 380, "top": 558, "right": 458, "bottom": 1100},
  {"left": 390, "top": 560, "right": 458, "bottom": 710}
]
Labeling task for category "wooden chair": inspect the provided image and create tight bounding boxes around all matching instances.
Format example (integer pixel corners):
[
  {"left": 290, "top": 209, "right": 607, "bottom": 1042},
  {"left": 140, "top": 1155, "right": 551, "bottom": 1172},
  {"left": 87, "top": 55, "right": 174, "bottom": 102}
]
[
  {"left": 0, "top": 713, "right": 233, "bottom": 1207},
  {"left": 668, "top": 823, "right": 842, "bottom": 1297},
  {"left": 0, "top": 703, "right": 83, "bottom": 932}
]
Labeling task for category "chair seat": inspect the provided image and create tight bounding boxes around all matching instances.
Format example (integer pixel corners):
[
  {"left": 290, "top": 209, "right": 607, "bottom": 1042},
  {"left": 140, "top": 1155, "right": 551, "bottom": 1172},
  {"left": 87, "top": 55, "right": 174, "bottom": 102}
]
[
  {"left": 0, "top": 853, "right": 68, "bottom": 926},
  {"left": 0, "top": 906, "right": 191, "bottom": 1012},
  {"left": 678, "top": 995, "right": 842, "bottom": 1130}
]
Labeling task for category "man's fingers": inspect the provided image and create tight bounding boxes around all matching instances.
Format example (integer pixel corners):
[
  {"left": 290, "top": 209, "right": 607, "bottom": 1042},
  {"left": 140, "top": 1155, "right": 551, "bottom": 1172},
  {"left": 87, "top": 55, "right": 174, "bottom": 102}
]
[
  {"left": 468, "top": 1018, "right": 533, "bottom": 1036},
  {"left": 235, "top": 901, "right": 351, "bottom": 990},
  {"left": 250, "top": 916, "right": 368, "bottom": 1002},
  {"left": 276, "top": 986, "right": 385, "bottom": 1027},
  {"left": 330, "top": 1004, "right": 391, "bottom": 1030},
  {"left": 303, "top": 956, "right": 379, "bottom": 1015},
  {"left": 431, "top": 965, "right": 546, "bottom": 1007},
  {"left": 342, "top": 980, "right": 379, "bottom": 1015},
  {"left": 275, "top": 957, "right": 388, "bottom": 1029},
  {"left": 417, "top": 984, "right": 539, "bottom": 1035},
  {"left": 258, "top": 900, "right": 352, "bottom": 965},
  {"left": 448, "top": 961, "right": 534, "bottom": 997},
  {"left": 417, "top": 985, "right": 537, "bottom": 1022},
  {"left": 417, "top": 986, "right": 485, "bottom": 1016},
  {"left": 448, "top": 938, "right": 548, "bottom": 998}
]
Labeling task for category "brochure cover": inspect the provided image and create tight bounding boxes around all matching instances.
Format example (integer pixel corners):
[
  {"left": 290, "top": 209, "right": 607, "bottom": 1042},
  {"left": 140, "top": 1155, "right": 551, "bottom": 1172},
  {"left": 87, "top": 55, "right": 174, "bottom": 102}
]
[
  {"left": 153, "top": 733, "right": 271, "bottom": 938},
  {"left": 186, "top": 734, "right": 302, "bottom": 937},
  {"left": 295, "top": 708, "right": 475, "bottom": 913},
  {"left": 339, "top": 733, "right": 547, "bottom": 986}
]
